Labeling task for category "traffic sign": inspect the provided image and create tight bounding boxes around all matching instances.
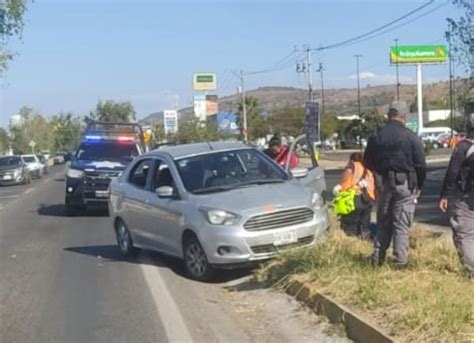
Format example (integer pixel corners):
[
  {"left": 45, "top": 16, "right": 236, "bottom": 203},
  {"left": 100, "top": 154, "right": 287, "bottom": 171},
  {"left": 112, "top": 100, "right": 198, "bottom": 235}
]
[
  {"left": 406, "top": 120, "right": 419, "bottom": 133},
  {"left": 28, "top": 140, "right": 36, "bottom": 148}
]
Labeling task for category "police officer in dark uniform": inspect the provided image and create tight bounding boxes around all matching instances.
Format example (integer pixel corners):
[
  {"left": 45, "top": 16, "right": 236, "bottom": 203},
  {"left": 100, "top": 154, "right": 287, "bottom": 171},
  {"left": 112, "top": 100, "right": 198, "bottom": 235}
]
[
  {"left": 364, "top": 101, "right": 426, "bottom": 268},
  {"left": 439, "top": 101, "right": 474, "bottom": 278}
]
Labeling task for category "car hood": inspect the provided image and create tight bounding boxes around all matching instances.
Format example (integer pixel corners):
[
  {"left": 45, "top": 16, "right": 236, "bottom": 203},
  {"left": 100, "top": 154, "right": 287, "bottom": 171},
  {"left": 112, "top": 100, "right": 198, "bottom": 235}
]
[
  {"left": 71, "top": 159, "right": 128, "bottom": 172},
  {"left": 190, "top": 180, "right": 313, "bottom": 216}
]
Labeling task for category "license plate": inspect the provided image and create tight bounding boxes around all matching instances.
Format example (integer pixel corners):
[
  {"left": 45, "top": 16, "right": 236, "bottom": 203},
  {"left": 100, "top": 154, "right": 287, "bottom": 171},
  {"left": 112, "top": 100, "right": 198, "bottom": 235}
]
[
  {"left": 3, "top": 175, "right": 12, "bottom": 180},
  {"left": 273, "top": 229, "right": 297, "bottom": 246},
  {"left": 95, "top": 190, "right": 109, "bottom": 198}
]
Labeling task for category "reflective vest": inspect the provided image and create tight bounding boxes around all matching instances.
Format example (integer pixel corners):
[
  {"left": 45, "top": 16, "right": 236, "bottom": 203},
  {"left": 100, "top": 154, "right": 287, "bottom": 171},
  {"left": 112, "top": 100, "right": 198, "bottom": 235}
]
[{"left": 339, "top": 161, "right": 376, "bottom": 200}]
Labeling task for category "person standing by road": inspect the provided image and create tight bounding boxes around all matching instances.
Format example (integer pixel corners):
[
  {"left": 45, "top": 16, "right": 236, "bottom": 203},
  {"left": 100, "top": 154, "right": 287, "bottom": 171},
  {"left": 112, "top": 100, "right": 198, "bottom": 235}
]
[
  {"left": 333, "top": 152, "right": 376, "bottom": 237},
  {"left": 439, "top": 105, "right": 474, "bottom": 278},
  {"left": 364, "top": 101, "right": 426, "bottom": 268},
  {"left": 264, "top": 135, "right": 298, "bottom": 169}
]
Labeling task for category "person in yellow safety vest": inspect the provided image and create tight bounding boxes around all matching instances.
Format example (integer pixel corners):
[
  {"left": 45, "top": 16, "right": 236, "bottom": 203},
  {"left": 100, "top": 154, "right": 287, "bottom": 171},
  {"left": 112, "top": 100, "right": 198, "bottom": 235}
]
[{"left": 333, "top": 152, "right": 376, "bottom": 237}]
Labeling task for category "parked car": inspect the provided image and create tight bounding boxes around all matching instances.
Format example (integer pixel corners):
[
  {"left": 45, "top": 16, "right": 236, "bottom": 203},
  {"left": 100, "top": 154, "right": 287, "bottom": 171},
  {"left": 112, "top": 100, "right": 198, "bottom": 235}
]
[
  {"left": 53, "top": 153, "right": 66, "bottom": 165},
  {"left": 109, "top": 139, "right": 329, "bottom": 281},
  {"left": 0, "top": 155, "right": 31, "bottom": 185},
  {"left": 36, "top": 154, "right": 50, "bottom": 175},
  {"left": 22, "top": 154, "right": 43, "bottom": 179}
]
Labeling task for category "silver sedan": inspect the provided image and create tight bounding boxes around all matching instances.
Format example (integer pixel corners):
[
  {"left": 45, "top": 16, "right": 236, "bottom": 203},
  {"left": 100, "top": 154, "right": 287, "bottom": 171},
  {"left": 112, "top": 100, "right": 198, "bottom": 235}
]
[{"left": 109, "top": 140, "right": 329, "bottom": 280}]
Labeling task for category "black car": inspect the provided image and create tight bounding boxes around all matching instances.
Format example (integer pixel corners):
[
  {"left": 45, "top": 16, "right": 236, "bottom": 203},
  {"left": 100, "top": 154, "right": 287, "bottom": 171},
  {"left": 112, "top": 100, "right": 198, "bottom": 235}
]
[
  {"left": 65, "top": 122, "right": 147, "bottom": 215},
  {"left": 0, "top": 155, "right": 31, "bottom": 186}
]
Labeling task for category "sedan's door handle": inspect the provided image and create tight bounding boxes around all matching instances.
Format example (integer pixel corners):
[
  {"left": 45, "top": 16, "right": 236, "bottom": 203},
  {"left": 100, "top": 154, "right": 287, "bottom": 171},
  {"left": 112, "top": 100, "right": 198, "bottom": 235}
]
[{"left": 145, "top": 198, "right": 151, "bottom": 204}]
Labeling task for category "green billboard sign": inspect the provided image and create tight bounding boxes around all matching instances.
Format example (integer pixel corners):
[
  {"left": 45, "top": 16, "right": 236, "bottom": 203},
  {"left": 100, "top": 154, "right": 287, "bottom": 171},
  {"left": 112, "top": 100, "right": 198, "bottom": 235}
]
[
  {"left": 406, "top": 120, "right": 419, "bottom": 133},
  {"left": 390, "top": 45, "right": 448, "bottom": 64}
]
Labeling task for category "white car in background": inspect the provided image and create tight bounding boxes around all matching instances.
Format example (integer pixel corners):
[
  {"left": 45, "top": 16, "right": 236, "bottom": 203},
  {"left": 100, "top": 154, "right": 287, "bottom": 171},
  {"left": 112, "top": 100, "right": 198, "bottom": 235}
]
[{"left": 22, "top": 154, "right": 43, "bottom": 179}]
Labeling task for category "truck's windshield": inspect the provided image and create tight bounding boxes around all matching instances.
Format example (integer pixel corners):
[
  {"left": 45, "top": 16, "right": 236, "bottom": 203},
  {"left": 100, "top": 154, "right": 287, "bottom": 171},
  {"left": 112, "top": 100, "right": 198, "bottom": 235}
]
[{"left": 76, "top": 142, "right": 139, "bottom": 162}]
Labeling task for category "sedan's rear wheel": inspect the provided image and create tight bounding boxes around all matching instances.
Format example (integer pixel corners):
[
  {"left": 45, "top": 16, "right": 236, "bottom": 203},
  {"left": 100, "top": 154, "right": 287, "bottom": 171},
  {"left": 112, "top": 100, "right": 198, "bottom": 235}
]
[
  {"left": 115, "top": 221, "right": 138, "bottom": 258},
  {"left": 183, "top": 235, "right": 214, "bottom": 281}
]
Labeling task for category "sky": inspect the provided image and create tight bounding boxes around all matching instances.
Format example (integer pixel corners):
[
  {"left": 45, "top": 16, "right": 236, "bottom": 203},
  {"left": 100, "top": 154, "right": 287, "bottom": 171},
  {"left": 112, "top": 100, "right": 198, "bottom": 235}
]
[{"left": 0, "top": 0, "right": 465, "bottom": 126}]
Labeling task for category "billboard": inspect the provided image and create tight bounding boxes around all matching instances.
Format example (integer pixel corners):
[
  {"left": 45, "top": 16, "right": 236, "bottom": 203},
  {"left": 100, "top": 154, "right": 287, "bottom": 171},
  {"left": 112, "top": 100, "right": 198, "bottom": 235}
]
[
  {"left": 193, "top": 73, "right": 217, "bottom": 90},
  {"left": 390, "top": 45, "right": 448, "bottom": 64},
  {"left": 193, "top": 95, "right": 207, "bottom": 121},
  {"left": 305, "top": 101, "right": 320, "bottom": 144},
  {"left": 215, "top": 113, "right": 239, "bottom": 135},
  {"left": 206, "top": 95, "right": 219, "bottom": 116},
  {"left": 163, "top": 110, "right": 178, "bottom": 134}
]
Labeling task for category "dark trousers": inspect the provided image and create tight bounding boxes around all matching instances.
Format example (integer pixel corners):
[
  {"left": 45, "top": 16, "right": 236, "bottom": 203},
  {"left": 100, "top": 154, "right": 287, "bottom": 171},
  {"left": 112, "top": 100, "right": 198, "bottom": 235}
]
[
  {"left": 340, "top": 195, "right": 372, "bottom": 237},
  {"left": 373, "top": 179, "right": 416, "bottom": 266}
]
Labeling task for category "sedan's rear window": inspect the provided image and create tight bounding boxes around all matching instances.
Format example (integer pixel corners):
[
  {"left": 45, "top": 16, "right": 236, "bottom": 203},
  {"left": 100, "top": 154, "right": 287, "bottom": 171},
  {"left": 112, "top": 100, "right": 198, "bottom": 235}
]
[{"left": 23, "top": 157, "right": 36, "bottom": 163}]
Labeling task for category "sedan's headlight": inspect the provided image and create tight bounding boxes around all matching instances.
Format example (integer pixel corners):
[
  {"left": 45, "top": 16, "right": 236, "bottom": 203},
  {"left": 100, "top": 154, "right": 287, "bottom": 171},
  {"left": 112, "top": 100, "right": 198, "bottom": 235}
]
[
  {"left": 66, "top": 168, "right": 84, "bottom": 179},
  {"left": 200, "top": 208, "right": 240, "bottom": 226},
  {"left": 13, "top": 169, "right": 21, "bottom": 177},
  {"left": 311, "top": 192, "right": 323, "bottom": 210}
]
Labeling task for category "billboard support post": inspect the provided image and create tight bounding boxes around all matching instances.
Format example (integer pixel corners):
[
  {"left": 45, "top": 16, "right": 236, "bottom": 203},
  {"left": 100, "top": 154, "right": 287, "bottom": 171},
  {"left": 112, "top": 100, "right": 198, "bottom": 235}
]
[{"left": 416, "top": 63, "right": 423, "bottom": 133}]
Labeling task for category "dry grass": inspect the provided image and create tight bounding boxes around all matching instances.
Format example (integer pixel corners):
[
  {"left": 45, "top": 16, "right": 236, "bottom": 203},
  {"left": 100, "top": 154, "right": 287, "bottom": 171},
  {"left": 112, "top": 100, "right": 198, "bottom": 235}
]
[{"left": 256, "top": 217, "right": 474, "bottom": 342}]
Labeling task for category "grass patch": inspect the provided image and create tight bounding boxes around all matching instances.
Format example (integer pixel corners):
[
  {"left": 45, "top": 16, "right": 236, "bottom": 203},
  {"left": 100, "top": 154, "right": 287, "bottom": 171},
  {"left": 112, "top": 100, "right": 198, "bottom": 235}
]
[{"left": 256, "top": 217, "right": 474, "bottom": 342}]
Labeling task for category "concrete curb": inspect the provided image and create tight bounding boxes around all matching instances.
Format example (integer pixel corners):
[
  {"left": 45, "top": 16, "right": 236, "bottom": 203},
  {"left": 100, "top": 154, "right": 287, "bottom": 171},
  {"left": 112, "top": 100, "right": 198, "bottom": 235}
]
[{"left": 286, "top": 279, "right": 394, "bottom": 343}]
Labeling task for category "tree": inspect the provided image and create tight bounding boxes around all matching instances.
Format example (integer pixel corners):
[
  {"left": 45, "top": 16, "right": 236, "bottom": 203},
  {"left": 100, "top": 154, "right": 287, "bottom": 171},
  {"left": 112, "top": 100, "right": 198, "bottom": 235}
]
[
  {"left": 0, "top": 127, "right": 10, "bottom": 153},
  {"left": 426, "top": 116, "right": 465, "bottom": 132},
  {"left": 447, "top": 1, "right": 473, "bottom": 81},
  {"left": 267, "top": 107, "right": 304, "bottom": 138},
  {"left": 0, "top": 0, "right": 30, "bottom": 73},
  {"left": 88, "top": 100, "right": 136, "bottom": 123},
  {"left": 409, "top": 96, "right": 429, "bottom": 113},
  {"left": 343, "top": 110, "right": 385, "bottom": 142},
  {"left": 50, "top": 113, "right": 83, "bottom": 151},
  {"left": 173, "top": 118, "right": 219, "bottom": 144},
  {"left": 320, "top": 113, "right": 339, "bottom": 141},
  {"left": 9, "top": 106, "right": 51, "bottom": 154},
  {"left": 237, "top": 96, "right": 268, "bottom": 140}
]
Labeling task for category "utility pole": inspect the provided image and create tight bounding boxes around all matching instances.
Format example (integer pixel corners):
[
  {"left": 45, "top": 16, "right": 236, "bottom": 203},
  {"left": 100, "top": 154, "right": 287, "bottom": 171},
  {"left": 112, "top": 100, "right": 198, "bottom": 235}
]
[
  {"left": 354, "top": 54, "right": 362, "bottom": 117},
  {"left": 240, "top": 69, "right": 248, "bottom": 142},
  {"left": 306, "top": 46, "right": 314, "bottom": 101},
  {"left": 295, "top": 46, "right": 314, "bottom": 101},
  {"left": 317, "top": 62, "right": 325, "bottom": 116},
  {"left": 395, "top": 38, "right": 400, "bottom": 100},
  {"left": 447, "top": 23, "right": 455, "bottom": 139}
]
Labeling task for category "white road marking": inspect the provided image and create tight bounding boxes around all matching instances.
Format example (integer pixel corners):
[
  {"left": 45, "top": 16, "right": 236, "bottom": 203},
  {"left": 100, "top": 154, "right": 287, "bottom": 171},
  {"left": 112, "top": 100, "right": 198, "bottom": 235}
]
[
  {"left": 141, "top": 263, "right": 193, "bottom": 342},
  {"left": 0, "top": 195, "right": 19, "bottom": 200}
]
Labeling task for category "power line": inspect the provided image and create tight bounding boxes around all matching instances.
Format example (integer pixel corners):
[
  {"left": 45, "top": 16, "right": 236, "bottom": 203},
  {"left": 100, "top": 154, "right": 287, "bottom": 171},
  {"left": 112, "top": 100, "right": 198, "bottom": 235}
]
[
  {"left": 246, "top": 50, "right": 305, "bottom": 75},
  {"left": 324, "top": 0, "right": 449, "bottom": 50},
  {"left": 317, "top": 0, "right": 435, "bottom": 51}
]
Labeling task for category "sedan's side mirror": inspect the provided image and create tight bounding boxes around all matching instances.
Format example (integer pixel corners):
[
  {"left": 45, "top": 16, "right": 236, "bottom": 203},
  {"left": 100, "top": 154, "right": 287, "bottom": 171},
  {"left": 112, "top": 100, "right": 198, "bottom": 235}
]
[
  {"left": 156, "top": 186, "right": 174, "bottom": 198},
  {"left": 290, "top": 167, "right": 309, "bottom": 179}
]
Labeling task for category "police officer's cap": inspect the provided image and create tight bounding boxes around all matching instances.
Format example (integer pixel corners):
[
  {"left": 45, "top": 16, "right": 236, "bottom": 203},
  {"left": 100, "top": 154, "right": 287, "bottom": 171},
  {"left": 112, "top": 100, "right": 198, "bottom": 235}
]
[{"left": 387, "top": 101, "right": 408, "bottom": 117}]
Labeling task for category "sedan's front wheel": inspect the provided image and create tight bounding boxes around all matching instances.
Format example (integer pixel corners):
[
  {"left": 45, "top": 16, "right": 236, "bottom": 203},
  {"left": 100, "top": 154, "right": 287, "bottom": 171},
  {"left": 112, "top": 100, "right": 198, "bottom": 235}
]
[
  {"left": 115, "top": 221, "right": 138, "bottom": 258},
  {"left": 183, "top": 234, "right": 214, "bottom": 281}
]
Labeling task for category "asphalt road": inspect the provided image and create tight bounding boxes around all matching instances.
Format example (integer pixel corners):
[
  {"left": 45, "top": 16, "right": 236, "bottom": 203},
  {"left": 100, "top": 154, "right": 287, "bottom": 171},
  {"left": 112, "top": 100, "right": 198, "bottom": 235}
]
[
  {"left": 0, "top": 166, "right": 349, "bottom": 343},
  {"left": 324, "top": 160, "right": 450, "bottom": 229}
]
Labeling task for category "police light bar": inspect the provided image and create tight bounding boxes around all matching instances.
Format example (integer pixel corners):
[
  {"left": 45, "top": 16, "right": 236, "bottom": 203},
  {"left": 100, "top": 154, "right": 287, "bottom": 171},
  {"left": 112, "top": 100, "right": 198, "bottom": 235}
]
[{"left": 84, "top": 134, "right": 135, "bottom": 142}]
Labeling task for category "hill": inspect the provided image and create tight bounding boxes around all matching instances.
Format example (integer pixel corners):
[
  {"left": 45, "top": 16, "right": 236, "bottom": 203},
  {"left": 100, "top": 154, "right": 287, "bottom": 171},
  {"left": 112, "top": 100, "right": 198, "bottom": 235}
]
[{"left": 140, "top": 80, "right": 469, "bottom": 125}]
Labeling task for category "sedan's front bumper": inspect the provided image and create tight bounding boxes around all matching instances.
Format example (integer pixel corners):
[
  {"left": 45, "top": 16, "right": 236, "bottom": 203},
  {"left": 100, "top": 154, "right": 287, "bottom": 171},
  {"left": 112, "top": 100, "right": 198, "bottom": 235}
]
[{"left": 200, "top": 206, "right": 330, "bottom": 266}]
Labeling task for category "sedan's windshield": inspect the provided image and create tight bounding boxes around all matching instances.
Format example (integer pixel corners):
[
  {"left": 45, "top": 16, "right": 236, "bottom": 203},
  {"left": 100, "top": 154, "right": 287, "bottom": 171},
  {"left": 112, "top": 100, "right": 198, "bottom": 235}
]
[
  {"left": 176, "top": 149, "right": 288, "bottom": 194},
  {"left": 0, "top": 156, "right": 22, "bottom": 166},
  {"left": 76, "top": 142, "right": 139, "bottom": 162},
  {"left": 23, "top": 157, "right": 36, "bottom": 163}
]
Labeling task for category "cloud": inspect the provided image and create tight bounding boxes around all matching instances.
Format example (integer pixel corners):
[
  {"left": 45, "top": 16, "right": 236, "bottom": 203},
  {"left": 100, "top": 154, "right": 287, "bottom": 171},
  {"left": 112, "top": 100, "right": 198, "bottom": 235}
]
[{"left": 348, "top": 71, "right": 414, "bottom": 84}]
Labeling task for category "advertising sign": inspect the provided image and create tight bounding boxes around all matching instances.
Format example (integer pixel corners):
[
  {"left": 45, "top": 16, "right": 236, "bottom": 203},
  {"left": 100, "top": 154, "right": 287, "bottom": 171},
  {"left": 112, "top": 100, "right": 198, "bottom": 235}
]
[
  {"left": 163, "top": 110, "right": 178, "bottom": 134},
  {"left": 193, "top": 73, "right": 217, "bottom": 90},
  {"left": 390, "top": 45, "right": 448, "bottom": 64},
  {"left": 216, "top": 113, "right": 239, "bottom": 135},
  {"left": 206, "top": 95, "right": 219, "bottom": 116},
  {"left": 305, "top": 101, "right": 320, "bottom": 143},
  {"left": 194, "top": 95, "right": 207, "bottom": 121}
]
